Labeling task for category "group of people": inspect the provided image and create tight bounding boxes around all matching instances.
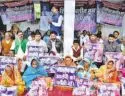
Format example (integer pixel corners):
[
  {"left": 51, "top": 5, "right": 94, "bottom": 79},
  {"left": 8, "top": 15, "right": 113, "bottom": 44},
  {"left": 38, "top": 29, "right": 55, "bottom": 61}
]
[{"left": 0, "top": 22, "right": 125, "bottom": 96}]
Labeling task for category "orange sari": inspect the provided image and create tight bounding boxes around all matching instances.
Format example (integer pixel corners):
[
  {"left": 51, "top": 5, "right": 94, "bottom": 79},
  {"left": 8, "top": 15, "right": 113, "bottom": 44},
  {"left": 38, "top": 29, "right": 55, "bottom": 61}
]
[
  {"left": 0, "top": 65, "right": 25, "bottom": 95},
  {"left": 95, "top": 65, "right": 118, "bottom": 83}
]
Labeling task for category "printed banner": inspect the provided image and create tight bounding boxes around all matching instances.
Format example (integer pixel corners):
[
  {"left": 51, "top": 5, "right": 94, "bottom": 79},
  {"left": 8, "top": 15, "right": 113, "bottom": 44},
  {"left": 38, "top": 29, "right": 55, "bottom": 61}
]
[
  {"left": 26, "top": 77, "right": 51, "bottom": 96},
  {"left": 0, "top": 86, "right": 17, "bottom": 96},
  {"left": 84, "top": 43, "right": 103, "bottom": 62},
  {"left": 73, "top": 78, "right": 97, "bottom": 96},
  {"left": 97, "top": 2, "right": 125, "bottom": 26},
  {"left": 105, "top": 52, "right": 123, "bottom": 70},
  {"left": 5, "top": 4, "right": 33, "bottom": 23},
  {"left": 98, "top": 83, "right": 120, "bottom": 96},
  {"left": 27, "top": 45, "right": 47, "bottom": 61},
  {"left": 0, "top": 56, "right": 16, "bottom": 74},
  {"left": 54, "top": 66, "right": 76, "bottom": 87},
  {"left": 75, "top": 8, "right": 96, "bottom": 33},
  {"left": 39, "top": 56, "right": 61, "bottom": 72}
]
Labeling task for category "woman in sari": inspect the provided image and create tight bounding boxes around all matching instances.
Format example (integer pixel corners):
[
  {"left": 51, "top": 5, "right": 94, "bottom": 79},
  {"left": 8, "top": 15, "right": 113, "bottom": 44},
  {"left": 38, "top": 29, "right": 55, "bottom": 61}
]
[
  {"left": 0, "top": 64, "right": 25, "bottom": 96},
  {"left": 23, "top": 58, "right": 48, "bottom": 88},
  {"left": 77, "top": 58, "right": 97, "bottom": 80},
  {"left": 0, "top": 32, "right": 13, "bottom": 56},
  {"left": 92, "top": 60, "right": 118, "bottom": 83},
  {"left": 10, "top": 24, "right": 20, "bottom": 40}
]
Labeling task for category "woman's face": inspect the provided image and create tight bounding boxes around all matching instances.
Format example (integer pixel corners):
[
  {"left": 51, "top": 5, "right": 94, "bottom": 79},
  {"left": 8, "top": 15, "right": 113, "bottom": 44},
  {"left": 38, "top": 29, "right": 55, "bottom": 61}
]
[
  {"left": 5, "top": 65, "right": 13, "bottom": 75},
  {"left": 107, "top": 61, "right": 114, "bottom": 69},
  {"left": 90, "top": 35, "right": 97, "bottom": 41},
  {"left": 32, "top": 60, "right": 38, "bottom": 68},
  {"left": 18, "top": 59, "right": 22, "bottom": 64},
  {"left": 5, "top": 33, "right": 11, "bottom": 40}
]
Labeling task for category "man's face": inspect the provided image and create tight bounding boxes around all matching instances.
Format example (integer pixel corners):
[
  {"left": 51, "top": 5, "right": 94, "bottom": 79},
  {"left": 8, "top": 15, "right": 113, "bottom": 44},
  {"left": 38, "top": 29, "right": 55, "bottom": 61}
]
[
  {"left": 51, "top": 7, "right": 57, "bottom": 14},
  {"left": 50, "top": 34, "right": 56, "bottom": 41},
  {"left": 73, "top": 43, "right": 79, "bottom": 49},
  {"left": 113, "top": 32, "right": 119, "bottom": 38},
  {"left": 65, "top": 57, "right": 72, "bottom": 66},
  {"left": 90, "top": 35, "right": 97, "bottom": 41},
  {"left": 35, "top": 35, "right": 41, "bottom": 41},
  {"left": 108, "top": 37, "right": 115, "bottom": 43},
  {"left": 18, "top": 32, "right": 23, "bottom": 40}
]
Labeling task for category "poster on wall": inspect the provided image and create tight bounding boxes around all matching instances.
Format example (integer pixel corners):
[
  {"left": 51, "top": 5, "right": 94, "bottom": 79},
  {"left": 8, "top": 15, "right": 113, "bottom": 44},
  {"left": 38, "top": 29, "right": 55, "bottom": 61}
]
[
  {"left": 54, "top": 66, "right": 76, "bottom": 87},
  {"left": 5, "top": 4, "right": 33, "bottom": 23},
  {"left": 75, "top": 8, "right": 96, "bottom": 33},
  {"left": 0, "top": 56, "right": 16, "bottom": 74},
  {"left": 97, "top": 1, "right": 125, "bottom": 26}
]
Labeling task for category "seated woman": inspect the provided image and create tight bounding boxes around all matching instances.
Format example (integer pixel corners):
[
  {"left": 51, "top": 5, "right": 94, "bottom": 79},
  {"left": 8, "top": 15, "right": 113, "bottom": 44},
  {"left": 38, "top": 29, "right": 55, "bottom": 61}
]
[
  {"left": 77, "top": 58, "right": 97, "bottom": 79},
  {"left": 0, "top": 64, "right": 25, "bottom": 96},
  {"left": 23, "top": 58, "right": 48, "bottom": 88},
  {"left": 61, "top": 56, "right": 76, "bottom": 67},
  {"left": 0, "top": 32, "right": 13, "bottom": 56},
  {"left": 92, "top": 60, "right": 118, "bottom": 83}
]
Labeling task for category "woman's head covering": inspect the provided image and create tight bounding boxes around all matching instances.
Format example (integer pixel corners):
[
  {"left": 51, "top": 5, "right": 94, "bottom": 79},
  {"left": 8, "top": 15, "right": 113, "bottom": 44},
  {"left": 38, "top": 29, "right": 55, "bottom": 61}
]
[
  {"left": 82, "top": 58, "right": 91, "bottom": 64},
  {"left": 5, "top": 64, "right": 14, "bottom": 72},
  {"left": 30, "top": 57, "right": 40, "bottom": 67},
  {"left": 107, "top": 59, "right": 115, "bottom": 65}
]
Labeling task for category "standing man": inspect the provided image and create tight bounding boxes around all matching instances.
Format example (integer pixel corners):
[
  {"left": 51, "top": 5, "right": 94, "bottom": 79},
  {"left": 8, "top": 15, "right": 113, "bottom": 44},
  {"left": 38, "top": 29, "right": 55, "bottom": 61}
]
[{"left": 48, "top": 6, "right": 63, "bottom": 38}]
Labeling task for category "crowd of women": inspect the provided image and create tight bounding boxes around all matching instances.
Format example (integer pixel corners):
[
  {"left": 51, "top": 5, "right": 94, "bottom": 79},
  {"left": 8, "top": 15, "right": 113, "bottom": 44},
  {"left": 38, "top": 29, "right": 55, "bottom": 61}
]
[{"left": 0, "top": 24, "right": 125, "bottom": 96}]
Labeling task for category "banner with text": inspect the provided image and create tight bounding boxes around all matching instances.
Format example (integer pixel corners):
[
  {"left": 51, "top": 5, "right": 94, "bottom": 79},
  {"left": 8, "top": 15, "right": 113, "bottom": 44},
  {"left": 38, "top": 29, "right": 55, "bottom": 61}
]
[
  {"left": 54, "top": 66, "right": 76, "bottom": 87},
  {"left": 0, "top": 56, "right": 16, "bottom": 74}
]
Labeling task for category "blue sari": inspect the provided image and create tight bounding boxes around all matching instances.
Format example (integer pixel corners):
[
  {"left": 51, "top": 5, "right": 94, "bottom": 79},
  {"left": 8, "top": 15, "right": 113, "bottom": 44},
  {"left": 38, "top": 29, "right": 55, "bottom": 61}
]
[{"left": 22, "top": 65, "right": 48, "bottom": 88}]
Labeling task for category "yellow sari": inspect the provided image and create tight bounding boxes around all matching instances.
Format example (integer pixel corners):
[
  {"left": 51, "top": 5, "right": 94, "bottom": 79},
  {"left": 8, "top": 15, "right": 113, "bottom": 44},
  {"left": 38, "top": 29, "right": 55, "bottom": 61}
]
[
  {"left": 95, "top": 65, "right": 118, "bottom": 83},
  {"left": 0, "top": 65, "right": 25, "bottom": 95}
]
